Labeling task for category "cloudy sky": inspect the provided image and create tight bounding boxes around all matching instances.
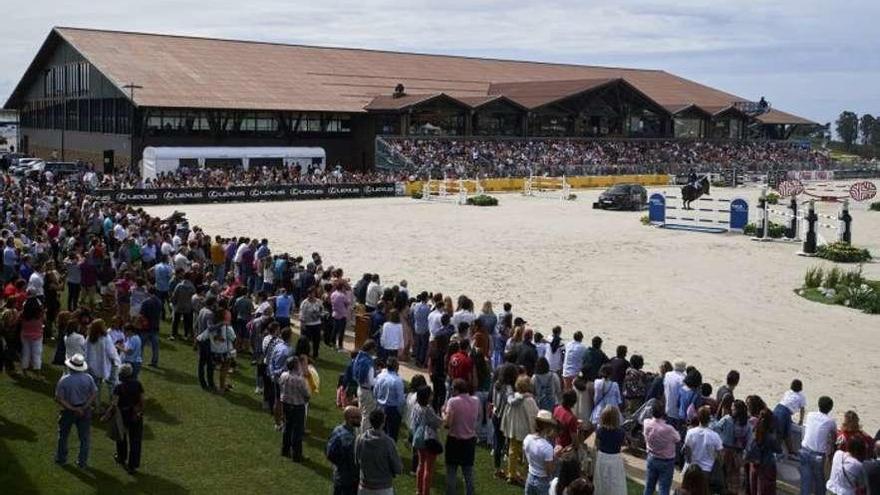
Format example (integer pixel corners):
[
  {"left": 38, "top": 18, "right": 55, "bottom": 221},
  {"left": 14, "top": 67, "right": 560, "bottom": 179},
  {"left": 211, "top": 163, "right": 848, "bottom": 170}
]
[{"left": 2, "top": 0, "right": 877, "bottom": 126}]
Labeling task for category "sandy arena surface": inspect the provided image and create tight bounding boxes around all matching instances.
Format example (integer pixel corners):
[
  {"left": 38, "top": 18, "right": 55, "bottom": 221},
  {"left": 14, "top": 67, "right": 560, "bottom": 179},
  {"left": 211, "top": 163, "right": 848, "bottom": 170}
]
[{"left": 147, "top": 182, "right": 880, "bottom": 428}]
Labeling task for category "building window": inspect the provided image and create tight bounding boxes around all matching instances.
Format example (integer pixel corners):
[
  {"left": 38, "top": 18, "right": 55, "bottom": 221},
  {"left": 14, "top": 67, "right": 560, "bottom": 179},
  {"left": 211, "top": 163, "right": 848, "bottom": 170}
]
[
  {"left": 674, "top": 117, "right": 703, "bottom": 138},
  {"left": 324, "top": 113, "right": 351, "bottom": 133},
  {"left": 255, "top": 112, "right": 278, "bottom": 133}
]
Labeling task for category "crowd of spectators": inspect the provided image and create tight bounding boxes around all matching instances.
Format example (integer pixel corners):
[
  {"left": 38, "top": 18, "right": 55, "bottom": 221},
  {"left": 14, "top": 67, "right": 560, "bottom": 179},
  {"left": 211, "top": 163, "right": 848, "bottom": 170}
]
[
  {"left": 386, "top": 138, "right": 833, "bottom": 179},
  {"left": 1, "top": 166, "right": 877, "bottom": 495},
  {"left": 98, "top": 165, "right": 402, "bottom": 190}
]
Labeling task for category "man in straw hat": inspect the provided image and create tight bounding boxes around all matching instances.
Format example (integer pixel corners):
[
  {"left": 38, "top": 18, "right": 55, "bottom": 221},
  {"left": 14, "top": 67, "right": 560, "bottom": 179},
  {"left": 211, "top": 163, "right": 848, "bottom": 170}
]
[{"left": 54, "top": 353, "right": 98, "bottom": 468}]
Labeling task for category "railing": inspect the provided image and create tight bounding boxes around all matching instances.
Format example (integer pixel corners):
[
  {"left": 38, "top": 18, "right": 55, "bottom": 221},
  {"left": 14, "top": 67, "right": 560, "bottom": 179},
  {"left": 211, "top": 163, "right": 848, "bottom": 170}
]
[{"left": 375, "top": 136, "right": 416, "bottom": 171}]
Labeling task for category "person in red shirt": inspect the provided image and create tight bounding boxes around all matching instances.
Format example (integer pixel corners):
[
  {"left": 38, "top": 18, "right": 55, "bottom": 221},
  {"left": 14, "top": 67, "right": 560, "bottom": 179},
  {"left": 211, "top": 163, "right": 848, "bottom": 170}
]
[
  {"left": 553, "top": 390, "right": 584, "bottom": 449},
  {"left": 447, "top": 339, "right": 475, "bottom": 391}
]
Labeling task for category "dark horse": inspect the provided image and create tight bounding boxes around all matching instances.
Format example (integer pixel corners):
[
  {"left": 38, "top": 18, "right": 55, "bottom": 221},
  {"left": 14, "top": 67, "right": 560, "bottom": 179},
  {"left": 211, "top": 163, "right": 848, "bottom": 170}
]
[{"left": 681, "top": 176, "right": 710, "bottom": 209}]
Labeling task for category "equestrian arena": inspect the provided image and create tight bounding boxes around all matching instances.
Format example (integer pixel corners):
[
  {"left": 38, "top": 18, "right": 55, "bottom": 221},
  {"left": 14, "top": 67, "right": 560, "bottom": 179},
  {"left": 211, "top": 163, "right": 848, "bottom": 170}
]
[{"left": 146, "top": 181, "right": 880, "bottom": 427}]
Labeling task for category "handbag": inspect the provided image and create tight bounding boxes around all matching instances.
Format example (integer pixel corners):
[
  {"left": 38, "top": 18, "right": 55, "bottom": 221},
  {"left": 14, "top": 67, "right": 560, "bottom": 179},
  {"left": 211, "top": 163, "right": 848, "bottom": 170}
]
[
  {"left": 106, "top": 407, "right": 127, "bottom": 442},
  {"left": 425, "top": 438, "right": 444, "bottom": 455}
]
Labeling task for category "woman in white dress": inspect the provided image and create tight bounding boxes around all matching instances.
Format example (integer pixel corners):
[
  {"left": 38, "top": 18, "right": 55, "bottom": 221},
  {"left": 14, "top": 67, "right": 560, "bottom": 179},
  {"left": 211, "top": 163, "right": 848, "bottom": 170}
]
[{"left": 593, "top": 405, "right": 627, "bottom": 495}]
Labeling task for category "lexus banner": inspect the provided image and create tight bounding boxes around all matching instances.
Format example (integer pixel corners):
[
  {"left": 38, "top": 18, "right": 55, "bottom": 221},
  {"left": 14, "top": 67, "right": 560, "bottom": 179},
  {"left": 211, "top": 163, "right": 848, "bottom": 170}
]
[{"left": 93, "top": 183, "right": 402, "bottom": 205}]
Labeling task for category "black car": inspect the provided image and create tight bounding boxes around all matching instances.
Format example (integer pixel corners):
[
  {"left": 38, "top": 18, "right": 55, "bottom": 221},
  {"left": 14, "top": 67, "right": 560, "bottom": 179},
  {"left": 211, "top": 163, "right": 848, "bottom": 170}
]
[{"left": 593, "top": 183, "right": 647, "bottom": 210}]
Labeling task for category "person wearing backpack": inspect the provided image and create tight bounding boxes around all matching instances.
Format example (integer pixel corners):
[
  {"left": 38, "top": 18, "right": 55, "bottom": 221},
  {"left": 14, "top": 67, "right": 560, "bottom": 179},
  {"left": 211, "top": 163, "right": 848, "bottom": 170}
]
[{"left": 531, "top": 357, "right": 561, "bottom": 412}]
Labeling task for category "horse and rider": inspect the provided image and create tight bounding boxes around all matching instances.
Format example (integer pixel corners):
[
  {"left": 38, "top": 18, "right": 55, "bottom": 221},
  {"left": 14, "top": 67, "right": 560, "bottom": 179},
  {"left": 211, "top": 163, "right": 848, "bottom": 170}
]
[{"left": 681, "top": 168, "right": 710, "bottom": 209}]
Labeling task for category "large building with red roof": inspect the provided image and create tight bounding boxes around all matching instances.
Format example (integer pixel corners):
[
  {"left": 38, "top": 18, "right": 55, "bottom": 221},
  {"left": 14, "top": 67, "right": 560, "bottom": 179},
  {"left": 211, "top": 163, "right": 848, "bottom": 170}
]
[{"left": 4, "top": 27, "right": 817, "bottom": 170}]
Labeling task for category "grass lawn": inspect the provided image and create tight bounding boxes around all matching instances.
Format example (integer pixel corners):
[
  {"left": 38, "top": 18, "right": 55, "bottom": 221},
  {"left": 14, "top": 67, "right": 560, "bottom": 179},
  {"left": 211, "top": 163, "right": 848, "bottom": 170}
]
[{"left": 0, "top": 318, "right": 644, "bottom": 494}]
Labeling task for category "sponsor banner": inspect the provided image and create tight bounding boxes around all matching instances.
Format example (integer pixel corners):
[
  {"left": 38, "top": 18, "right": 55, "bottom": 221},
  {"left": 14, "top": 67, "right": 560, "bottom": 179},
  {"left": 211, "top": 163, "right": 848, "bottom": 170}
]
[{"left": 95, "top": 183, "right": 400, "bottom": 205}]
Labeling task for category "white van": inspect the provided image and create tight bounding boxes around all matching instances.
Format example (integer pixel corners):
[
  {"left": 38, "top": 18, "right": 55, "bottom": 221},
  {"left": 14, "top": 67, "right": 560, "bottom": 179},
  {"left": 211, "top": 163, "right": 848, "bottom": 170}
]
[{"left": 141, "top": 146, "right": 326, "bottom": 180}]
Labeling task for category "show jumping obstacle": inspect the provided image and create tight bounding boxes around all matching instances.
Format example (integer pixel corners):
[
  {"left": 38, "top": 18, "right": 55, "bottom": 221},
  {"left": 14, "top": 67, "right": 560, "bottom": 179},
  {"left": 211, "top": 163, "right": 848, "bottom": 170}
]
[
  {"left": 422, "top": 178, "right": 484, "bottom": 205},
  {"left": 648, "top": 192, "right": 749, "bottom": 234},
  {"left": 522, "top": 174, "right": 572, "bottom": 201}
]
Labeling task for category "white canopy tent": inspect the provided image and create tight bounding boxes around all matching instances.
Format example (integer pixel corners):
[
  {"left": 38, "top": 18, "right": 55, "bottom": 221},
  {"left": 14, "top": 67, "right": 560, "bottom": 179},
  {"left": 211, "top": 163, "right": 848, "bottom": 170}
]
[{"left": 140, "top": 146, "right": 326, "bottom": 180}]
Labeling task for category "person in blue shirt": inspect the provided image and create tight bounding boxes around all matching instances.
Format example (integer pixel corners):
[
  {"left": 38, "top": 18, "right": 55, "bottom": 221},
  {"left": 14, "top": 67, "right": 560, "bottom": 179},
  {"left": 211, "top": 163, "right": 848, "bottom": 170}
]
[
  {"left": 369, "top": 304, "right": 386, "bottom": 342},
  {"left": 373, "top": 357, "right": 406, "bottom": 442},
  {"left": 411, "top": 292, "right": 431, "bottom": 368},
  {"left": 326, "top": 406, "right": 361, "bottom": 495},
  {"left": 149, "top": 256, "right": 173, "bottom": 320},
  {"left": 273, "top": 289, "right": 293, "bottom": 328},
  {"left": 677, "top": 369, "right": 703, "bottom": 422},
  {"left": 54, "top": 353, "right": 98, "bottom": 468},
  {"left": 122, "top": 324, "right": 143, "bottom": 380}
]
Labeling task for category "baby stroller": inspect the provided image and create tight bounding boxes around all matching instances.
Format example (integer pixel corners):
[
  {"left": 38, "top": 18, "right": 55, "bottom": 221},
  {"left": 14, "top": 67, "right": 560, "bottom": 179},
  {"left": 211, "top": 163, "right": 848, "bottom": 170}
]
[{"left": 622, "top": 397, "right": 656, "bottom": 456}]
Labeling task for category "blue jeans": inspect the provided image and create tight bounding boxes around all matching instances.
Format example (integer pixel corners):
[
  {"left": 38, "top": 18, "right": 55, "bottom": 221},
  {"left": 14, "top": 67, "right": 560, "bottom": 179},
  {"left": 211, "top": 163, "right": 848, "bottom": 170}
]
[
  {"left": 146, "top": 331, "right": 159, "bottom": 366},
  {"left": 643, "top": 455, "right": 675, "bottom": 495},
  {"left": 383, "top": 405, "right": 402, "bottom": 442},
  {"left": 213, "top": 264, "right": 225, "bottom": 285},
  {"left": 56, "top": 409, "right": 91, "bottom": 467},
  {"left": 525, "top": 473, "right": 550, "bottom": 495},
  {"left": 798, "top": 448, "right": 826, "bottom": 495},
  {"left": 446, "top": 464, "right": 474, "bottom": 495}
]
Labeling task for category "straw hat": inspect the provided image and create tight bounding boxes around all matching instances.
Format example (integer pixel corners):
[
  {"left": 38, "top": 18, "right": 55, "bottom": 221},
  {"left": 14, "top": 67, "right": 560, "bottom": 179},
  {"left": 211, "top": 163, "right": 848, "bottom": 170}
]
[
  {"left": 535, "top": 409, "right": 557, "bottom": 426},
  {"left": 64, "top": 353, "right": 88, "bottom": 373}
]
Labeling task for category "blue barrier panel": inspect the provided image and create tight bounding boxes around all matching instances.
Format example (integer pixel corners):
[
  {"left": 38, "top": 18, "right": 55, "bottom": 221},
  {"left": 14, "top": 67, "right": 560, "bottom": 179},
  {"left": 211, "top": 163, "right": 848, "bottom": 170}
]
[
  {"left": 648, "top": 193, "right": 666, "bottom": 224},
  {"left": 730, "top": 199, "right": 749, "bottom": 231}
]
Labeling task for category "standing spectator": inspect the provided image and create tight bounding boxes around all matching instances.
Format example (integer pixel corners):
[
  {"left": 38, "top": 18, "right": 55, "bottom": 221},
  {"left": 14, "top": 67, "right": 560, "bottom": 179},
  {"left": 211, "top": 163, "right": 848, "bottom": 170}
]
[
  {"left": 862, "top": 438, "right": 880, "bottom": 495},
  {"left": 412, "top": 292, "right": 431, "bottom": 368},
  {"left": 552, "top": 390, "right": 581, "bottom": 450},
  {"left": 643, "top": 402, "right": 680, "bottom": 495},
  {"left": 274, "top": 288, "right": 293, "bottom": 329},
  {"left": 773, "top": 379, "right": 806, "bottom": 455},
  {"left": 169, "top": 271, "right": 195, "bottom": 341},
  {"left": 279, "top": 356, "right": 310, "bottom": 462},
  {"left": 826, "top": 437, "right": 867, "bottom": 495},
  {"left": 683, "top": 406, "right": 723, "bottom": 492},
  {"left": 64, "top": 253, "right": 81, "bottom": 311},
  {"left": 54, "top": 353, "right": 97, "bottom": 468},
  {"left": 353, "top": 273, "right": 370, "bottom": 307},
  {"left": 299, "top": 287, "right": 323, "bottom": 359},
  {"left": 502, "top": 375, "right": 539, "bottom": 486},
  {"left": 121, "top": 324, "right": 143, "bottom": 380},
  {"left": 194, "top": 296, "right": 217, "bottom": 391},
  {"left": 716, "top": 370, "right": 740, "bottom": 405},
  {"left": 594, "top": 405, "right": 628, "bottom": 495},
  {"left": 835, "top": 410, "right": 875, "bottom": 456},
  {"left": 531, "top": 357, "right": 561, "bottom": 412},
  {"left": 591, "top": 364, "right": 622, "bottom": 424},
  {"left": 663, "top": 359, "right": 687, "bottom": 426},
  {"left": 745, "top": 408, "right": 782, "bottom": 495},
  {"left": 326, "top": 406, "right": 361, "bottom": 495},
  {"left": 443, "top": 378, "right": 480, "bottom": 495},
  {"left": 102, "top": 363, "right": 144, "bottom": 474},
  {"left": 374, "top": 357, "right": 405, "bottom": 442},
  {"left": 150, "top": 256, "right": 173, "bottom": 320},
  {"left": 516, "top": 329, "right": 539, "bottom": 376},
  {"left": 523, "top": 410, "right": 561, "bottom": 495},
  {"left": 646, "top": 361, "right": 672, "bottom": 402},
  {"left": 562, "top": 331, "right": 587, "bottom": 390},
  {"left": 712, "top": 399, "right": 751, "bottom": 495},
  {"left": 379, "top": 309, "right": 404, "bottom": 362},
  {"left": 623, "top": 354, "right": 648, "bottom": 415},
  {"left": 607, "top": 345, "right": 630, "bottom": 392},
  {"left": 84, "top": 319, "right": 120, "bottom": 411},
  {"left": 799, "top": 396, "right": 838, "bottom": 495},
  {"left": 19, "top": 293, "right": 44, "bottom": 377},
  {"left": 582, "top": 336, "right": 608, "bottom": 379},
  {"left": 355, "top": 409, "right": 402, "bottom": 495},
  {"left": 545, "top": 326, "right": 564, "bottom": 378},
  {"left": 139, "top": 286, "right": 162, "bottom": 367},
  {"left": 365, "top": 274, "right": 382, "bottom": 312},
  {"left": 353, "top": 340, "right": 378, "bottom": 427},
  {"left": 330, "top": 281, "right": 352, "bottom": 352},
  {"left": 412, "top": 386, "right": 443, "bottom": 495},
  {"left": 491, "top": 358, "right": 517, "bottom": 479},
  {"left": 197, "top": 304, "right": 236, "bottom": 393}
]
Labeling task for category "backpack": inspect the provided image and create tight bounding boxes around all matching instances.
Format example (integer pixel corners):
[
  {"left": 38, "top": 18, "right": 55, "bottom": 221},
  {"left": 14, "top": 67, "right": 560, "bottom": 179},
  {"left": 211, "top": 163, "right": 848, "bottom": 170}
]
[{"left": 534, "top": 373, "right": 556, "bottom": 411}]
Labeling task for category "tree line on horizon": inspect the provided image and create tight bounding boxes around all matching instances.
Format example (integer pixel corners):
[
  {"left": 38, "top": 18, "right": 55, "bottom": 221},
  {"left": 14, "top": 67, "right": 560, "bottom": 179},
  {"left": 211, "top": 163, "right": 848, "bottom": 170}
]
[{"left": 834, "top": 111, "right": 880, "bottom": 158}]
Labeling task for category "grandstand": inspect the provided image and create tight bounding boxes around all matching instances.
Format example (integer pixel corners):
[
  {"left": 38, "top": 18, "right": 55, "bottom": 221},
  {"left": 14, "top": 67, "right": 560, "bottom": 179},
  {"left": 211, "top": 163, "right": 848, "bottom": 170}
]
[{"left": 4, "top": 27, "right": 818, "bottom": 171}]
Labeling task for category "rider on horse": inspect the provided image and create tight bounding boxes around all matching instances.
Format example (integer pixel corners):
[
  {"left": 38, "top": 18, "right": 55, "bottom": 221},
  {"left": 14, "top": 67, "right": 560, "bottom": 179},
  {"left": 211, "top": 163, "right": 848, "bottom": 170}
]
[{"left": 687, "top": 168, "right": 699, "bottom": 189}]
